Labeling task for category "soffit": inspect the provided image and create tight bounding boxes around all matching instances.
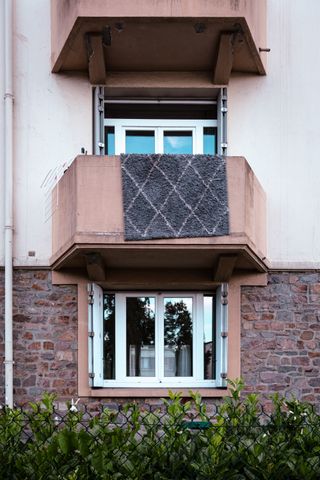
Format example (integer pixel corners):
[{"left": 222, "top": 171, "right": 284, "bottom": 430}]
[{"left": 53, "top": 17, "right": 264, "bottom": 76}]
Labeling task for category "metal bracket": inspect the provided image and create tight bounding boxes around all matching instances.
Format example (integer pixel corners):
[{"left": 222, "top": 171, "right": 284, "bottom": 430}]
[
  {"left": 220, "top": 372, "right": 227, "bottom": 379},
  {"left": 87, "top": 283, "right": 94, "bottom": 304},
  {"left": 221, "top": 331, "right": 228, "bottom": 338},
  {"left": 89, "top": 373, "right": 95, "bottom": 379},
  {"left": 88, "top": 331, "right": 95, "bottom": 338},
  {"left": 221, "top": 283, "right": 229, "bottom": 305}
]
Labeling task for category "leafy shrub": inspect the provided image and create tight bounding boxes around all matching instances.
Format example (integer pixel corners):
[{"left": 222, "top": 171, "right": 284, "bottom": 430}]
[{"left": 0, "top": 380, "right": 320, "bottom": 479}]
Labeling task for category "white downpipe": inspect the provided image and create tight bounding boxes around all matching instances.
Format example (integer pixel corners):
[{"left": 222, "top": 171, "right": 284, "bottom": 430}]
[{"left": 4, "top": 0, "right": 14, "bottom": 408}]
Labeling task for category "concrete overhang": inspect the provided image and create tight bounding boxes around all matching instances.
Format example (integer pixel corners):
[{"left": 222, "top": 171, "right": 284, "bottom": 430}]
[
  {"left": 51, "top": 155, "right": 267, "bottom": 287},
  {"left": 51, "top": 0, "right": 267, "bottom": 85}
]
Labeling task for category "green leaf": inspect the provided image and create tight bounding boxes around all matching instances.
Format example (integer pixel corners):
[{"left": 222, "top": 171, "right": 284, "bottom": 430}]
[{"left": 57, "top": 430, "right": 77, "bottom": 455}]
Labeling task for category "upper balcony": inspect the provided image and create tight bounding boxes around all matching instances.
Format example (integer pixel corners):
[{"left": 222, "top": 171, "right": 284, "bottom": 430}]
[
  {"left": 51, "top": 155, "right": 267, "bottom": 288},
  {"left": 51, "top": 0, "right": 267, "bottom": 87}
]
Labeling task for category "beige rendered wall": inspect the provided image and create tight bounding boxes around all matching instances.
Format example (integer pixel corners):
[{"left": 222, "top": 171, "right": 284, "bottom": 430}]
[
  {"left": 1, "top": 0, "right": 320, "bottom": 268},
  {"left": 7, "top": 0, "right": 92, "bottom": 267},
  {"left": 229, "top": 0, "right": 320, "bottom": 268}
]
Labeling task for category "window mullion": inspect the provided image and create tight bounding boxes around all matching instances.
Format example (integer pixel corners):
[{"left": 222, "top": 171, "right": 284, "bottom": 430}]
[
  {"left": 115, "top": 293, "right": 126, "bottom": 381},
  {"left": 156, "top": 128, "right": 163, "bottom": 154},
  {"left": 193, "top": 126, "right": 199, "bottom": 155},
  {"left": 194, "top": 293, "right": 203, "bottom": 381},
  {"left": 115, "top": 124, "right": 122, "bottom": 155}
]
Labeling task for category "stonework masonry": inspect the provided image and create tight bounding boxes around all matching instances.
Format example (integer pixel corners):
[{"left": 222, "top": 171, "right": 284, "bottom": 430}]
[
  {"left": 241, "top": 272, "right": 320, "bottom": 405},
  {"left": 0, "top": 270, "right": 320, "bottom": 406},
  {"left": 0, "top": 270, "right": 78, "bottom": 404}
]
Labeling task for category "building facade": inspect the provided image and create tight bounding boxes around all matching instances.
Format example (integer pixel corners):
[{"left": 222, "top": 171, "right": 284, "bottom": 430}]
[{"left": 1, "top": 0, "right": 320, "bottom": 406}]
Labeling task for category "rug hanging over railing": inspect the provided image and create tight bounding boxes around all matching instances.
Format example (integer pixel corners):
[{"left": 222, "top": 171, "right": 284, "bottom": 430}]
[{"left": 120, "top": 154, "right": 229, "bottom": 241}]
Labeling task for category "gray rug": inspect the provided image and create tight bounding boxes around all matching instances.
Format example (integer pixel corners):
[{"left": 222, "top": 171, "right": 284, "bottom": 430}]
[{"left": 120, "top": 154, "right": 229, "bottom": 241}]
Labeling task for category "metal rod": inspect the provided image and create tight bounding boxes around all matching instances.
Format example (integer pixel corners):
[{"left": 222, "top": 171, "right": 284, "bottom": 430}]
[
  {"left": 4, "top": 0, "right": 14, "bottom": 408},
  {"left": 104, "top": 99, "right": 217, "bottom": 105}
]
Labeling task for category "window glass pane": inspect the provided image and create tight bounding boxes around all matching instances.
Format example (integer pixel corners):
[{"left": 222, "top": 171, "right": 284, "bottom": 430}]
[
  {"left": 126, "top": 297, "right": 156, "bottom": 377},
  {"left": 163, "top": 131, "right": 193, "bottom": 154},
  {"left": 125, "top": 130, "right": 155, "bottom": 154},
  {"left": 164, "top": 297, "right": 193, "bottom": 376},
  {"left": 203, "top": 127, "right": 217, "bottom": 155},
  {"left": 103, "top": 294, "right": 115, "bottom": 379},
  {"left": 105, "top": 126, "right": 115, "bottom": 155},
  {"left": 204, "top": 295, "right": 215, "bottom": 380}
]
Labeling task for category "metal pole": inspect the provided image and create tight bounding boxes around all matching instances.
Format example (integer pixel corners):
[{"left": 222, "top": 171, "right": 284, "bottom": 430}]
[{"left": 4, "top": 0, "right": 14, "bottom": 408}]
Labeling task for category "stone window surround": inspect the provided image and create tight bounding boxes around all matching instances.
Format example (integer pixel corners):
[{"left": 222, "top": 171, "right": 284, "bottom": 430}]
[{"left": 52, "top": 270, "right": 267, "bottom": 398}]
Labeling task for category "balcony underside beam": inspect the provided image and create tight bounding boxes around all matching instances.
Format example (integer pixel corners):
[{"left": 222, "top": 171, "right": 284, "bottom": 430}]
[
  {"left": 87, "top": 34, "right": 106, "bottom": 85},
  {"left": 213, "top": 33, "right": 234, "bottom": 85},
  {"left": 85, "top": 252, "right": 106, "bottom": 281},
  {"left": 213, "top": 254, "right": 238, "bottom": 282}
]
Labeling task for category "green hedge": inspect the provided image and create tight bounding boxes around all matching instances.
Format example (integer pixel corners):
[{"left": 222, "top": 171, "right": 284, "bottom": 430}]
[{"left": 1, "top": 379, "right": 320, "bottom": 479}]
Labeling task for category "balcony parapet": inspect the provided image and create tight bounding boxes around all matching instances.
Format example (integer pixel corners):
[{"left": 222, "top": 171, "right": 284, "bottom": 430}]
[{"left": 51, "top": 155, "right": 267, "bottom": 286}]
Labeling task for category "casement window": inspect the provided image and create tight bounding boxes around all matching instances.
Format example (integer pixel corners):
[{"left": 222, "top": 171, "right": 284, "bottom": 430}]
[
  {"left": 93, "top": 89, "right": 228, "bottom": 156},
  {"left": 88, "top": 285, "right": 228, "bottom": 389},
  {"left": 105, "top": 119, "right": 217, "bottom": 156}
]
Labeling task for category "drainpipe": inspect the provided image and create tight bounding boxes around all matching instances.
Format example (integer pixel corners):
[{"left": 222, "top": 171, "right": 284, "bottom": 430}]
[{"left": 4, "top": 0, "right": 14, "bottom": 408}]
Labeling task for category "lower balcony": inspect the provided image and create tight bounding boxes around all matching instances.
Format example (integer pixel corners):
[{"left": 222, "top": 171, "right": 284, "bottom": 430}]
[{"left": 51, "top": 155, "right": 267, "bottom": 288}]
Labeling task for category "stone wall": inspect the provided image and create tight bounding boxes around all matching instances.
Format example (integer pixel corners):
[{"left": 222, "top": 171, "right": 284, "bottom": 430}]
[
  {"left": 0, "top": 271, "right": 3, "bottom": 401},
  {"left": 241, "top": 272, "right": 320, "bottom": 404},
  {"left": 0, "top": 270, "right": 320, "bottom": 406},
  {"left": 0, "top": 270, "right": 77, "bottom": 404}
]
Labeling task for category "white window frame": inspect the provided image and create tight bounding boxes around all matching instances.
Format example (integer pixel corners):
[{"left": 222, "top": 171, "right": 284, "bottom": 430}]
[
  {"left": 105, "top": 118, "right": 217, "bottom": 155},
  {"left": 89, "top": 287, "right": 228, "bottom": 389}
]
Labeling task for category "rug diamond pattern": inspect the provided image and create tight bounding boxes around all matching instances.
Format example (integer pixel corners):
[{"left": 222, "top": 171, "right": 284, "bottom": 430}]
[{"left": 121, "top": 154, "right": 229, "bottom": 241}]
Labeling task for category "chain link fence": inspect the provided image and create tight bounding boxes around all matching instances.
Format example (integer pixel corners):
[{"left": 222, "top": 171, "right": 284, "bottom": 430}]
[{"left": 1, "top": 388, "right": 320, "bottom": 479}]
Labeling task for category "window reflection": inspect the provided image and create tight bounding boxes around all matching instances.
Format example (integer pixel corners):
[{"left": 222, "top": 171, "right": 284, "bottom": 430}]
[
  {"left": 164, "top": 297, "right": 193, "bottom": 376},
  {"left": 204, "top": 295, "right": 215, "bottom": 380},
  {"left": 203, "top": 127, "right": 217, "bottom": 155},
  {"left": 103, "top": 294, "right": 115, "bottom": 379},
  {"left": 105, "top": 126, "right": 115, "bottom": 155},
  {"left": 125, "top": 130, "right": 155, "bottom": 154},
  {"left": 163, "top": 131, "right": 193, "bottom": 154},
  {"left": 126, "top": 297, "right": 156, "bottom": 377}
]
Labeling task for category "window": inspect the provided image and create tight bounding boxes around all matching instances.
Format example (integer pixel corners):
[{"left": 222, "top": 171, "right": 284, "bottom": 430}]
[
  {"left": 88, "top": 285, "right": 228, "bottom": 389},
  {"left": 105, "top": 119, "right": 217, "bottom": 155},
  {"left": 93, "top": 91, "right": 228, "bottom": 156}
]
